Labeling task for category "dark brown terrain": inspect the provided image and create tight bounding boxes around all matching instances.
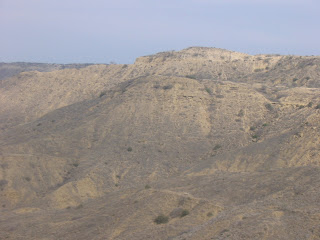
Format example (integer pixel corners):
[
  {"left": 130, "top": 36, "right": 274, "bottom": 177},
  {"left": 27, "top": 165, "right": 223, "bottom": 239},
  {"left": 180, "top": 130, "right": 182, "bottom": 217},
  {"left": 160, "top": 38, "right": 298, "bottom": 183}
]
[{"left": 0, "top": 47, "right": 320, "bottom": 239}]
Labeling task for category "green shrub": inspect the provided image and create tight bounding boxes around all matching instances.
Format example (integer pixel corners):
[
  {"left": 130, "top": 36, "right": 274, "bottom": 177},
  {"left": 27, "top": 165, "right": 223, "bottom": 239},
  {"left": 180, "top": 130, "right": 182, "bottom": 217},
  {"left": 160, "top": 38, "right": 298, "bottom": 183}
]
[
  {"left": 207, "top": 212, "right": 213, "bottom": 217},
  {"left": 185, "top": 75, "right": 197, "bottom": 79},
  {"left": 127, "top": 147, "right": 133, "bottom": 152},
  {"left": 237, "top": 109, "right": 244, "bottom": 117},
  {"left": 265, "top": 103, "right": 273, "bottom": 111},
  {"left": 250, "top": 126, "right": 256, "bottom": 131},
  {"left": 213, "top": 144, "right": 221, "bottom": 150},
  {"left": 252, "top": 134, "right": 259, "bottom": 139},
  {"left": 316, "top": 104, "right": 320, "bottom": 109},
  {"left": 180, "top": 210, "right": 189, "bottom": 218},
  {"left": 205, "top": 87, "right": 212, "bottom": 94},
  {"left": 154, "top": 214, "right": 169, "bottom": 224}
]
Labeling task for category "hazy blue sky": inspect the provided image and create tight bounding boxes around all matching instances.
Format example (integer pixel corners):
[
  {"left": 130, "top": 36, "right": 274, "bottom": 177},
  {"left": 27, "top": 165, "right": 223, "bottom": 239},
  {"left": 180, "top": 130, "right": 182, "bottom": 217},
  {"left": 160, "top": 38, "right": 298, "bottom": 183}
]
[{"left": 0, "top": 0, "right": 319, "bottom": 63}]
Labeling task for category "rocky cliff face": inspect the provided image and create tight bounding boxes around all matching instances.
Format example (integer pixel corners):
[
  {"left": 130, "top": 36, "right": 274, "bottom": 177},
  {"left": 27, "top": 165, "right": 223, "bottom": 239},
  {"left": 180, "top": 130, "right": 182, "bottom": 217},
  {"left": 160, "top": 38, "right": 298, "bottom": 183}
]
[{"left": 0, "top": 47, "right": 320, "bottom": 240}]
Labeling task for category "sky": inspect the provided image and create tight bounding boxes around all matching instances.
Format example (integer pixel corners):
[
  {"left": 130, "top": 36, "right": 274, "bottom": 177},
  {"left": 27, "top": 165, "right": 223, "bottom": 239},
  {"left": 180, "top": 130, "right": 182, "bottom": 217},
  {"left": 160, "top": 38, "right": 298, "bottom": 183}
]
[{"left": 0, "top": 0, "right": 319, "bottom": 64}]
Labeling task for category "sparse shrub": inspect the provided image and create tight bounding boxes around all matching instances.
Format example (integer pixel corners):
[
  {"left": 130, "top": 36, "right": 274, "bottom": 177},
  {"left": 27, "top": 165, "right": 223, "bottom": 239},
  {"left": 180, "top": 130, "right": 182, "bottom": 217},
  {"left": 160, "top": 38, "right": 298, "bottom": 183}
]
[
  {"left": 316, "top": 104, "right": 320, "bottom": 109},
  {"left": 115, "top": 183, "right": 119, "bottom": 187},
  {"left": 293, "top": 78, "right": 298, "bottom": 82},
  {"left": 205, "top": 87, "right": 212, "bottom": 94},
  {"left": 262, "top": 123, "right": 268, "bottom": 127},
  {"left": 185, "top": 75, "right": 197, "bottom": 79},
  {"left": 73, "top": 163, "right": 79, "bottom": 167},
  {"left": 99, "top": 91, "right": 107, "bottom": 98},
  {"left": 207, "top": 212, "right": 213, "bottom": 217},
  {"left": 298, "top": 105, "right": 305, "bottom": 109},
  {"left": 254, "top": 68, "right": 263, "bottom": 72},
  {"left": 24, "top": 177, "right": 31, "bottom": 182},
  {"left": 252, "top": 134, "right": 259, "bottom": 139},
  {"left": 116, "top": 175, "right": 121, "bottom": 179},
  {"left": 265, "top": 103, "right": 274, "bottom": 111},
  {"left": 305, "top": 76, "right": 310, "bottom": 80},
  {"left": 154, "top": 214, "right": 169, "bottom": 224},
  {"left": 153, "top": 84, "right": 161, "bottom": 89},
  {"left": 237, "top": 109, "right": 244, "bottom": 117},
  {"left": 145, "top": 184, "right": 151, "bottom": 189},
  {"left": 250, "top": 126, "right": 256, "bottom": 131},
  {"left": 216, "top": 95, "right": 224, "bottom": 98},
  {"left": 127, "top": 147, "right": 133, "bottom": 152},
  {"left": 37, "top": 123, "right": 42, "bottom": 126},
  {"left": 307, "top": 102, "right": 313, "bottom": 107},
  {"left": 163, "top": 85, "right": 173, "bottom": 90},
  {"left": 180, "top": 209, "right": 189, "bottom": 218},
  {"left": 213, "top": 144, "right": 221, "bottom": 150}
]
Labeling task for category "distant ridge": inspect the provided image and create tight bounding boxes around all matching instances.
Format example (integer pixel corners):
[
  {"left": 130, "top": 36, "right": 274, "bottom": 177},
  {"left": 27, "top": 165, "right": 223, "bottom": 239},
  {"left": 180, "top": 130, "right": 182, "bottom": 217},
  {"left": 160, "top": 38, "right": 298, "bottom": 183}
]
[{"left": 0, "top": 62, "right": 97, "bottom": 80}]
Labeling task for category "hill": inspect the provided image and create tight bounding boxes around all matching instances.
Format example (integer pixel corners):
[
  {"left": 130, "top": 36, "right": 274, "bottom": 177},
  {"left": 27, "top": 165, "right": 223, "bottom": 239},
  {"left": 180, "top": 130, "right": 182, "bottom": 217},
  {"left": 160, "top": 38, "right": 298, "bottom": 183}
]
[{"left": 0, "top": 47, "right": 320, "bottom": 239}]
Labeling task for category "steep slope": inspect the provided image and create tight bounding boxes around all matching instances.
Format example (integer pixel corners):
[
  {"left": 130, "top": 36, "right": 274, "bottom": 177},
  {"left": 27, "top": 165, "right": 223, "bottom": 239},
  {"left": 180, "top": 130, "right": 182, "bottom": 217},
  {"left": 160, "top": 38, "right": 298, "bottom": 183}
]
[
  {"left": 1, "top": 75, "right": 319, "bottom": 210},
  {"left": 1, "top": 47, "right": 319, "bottom": 130}
]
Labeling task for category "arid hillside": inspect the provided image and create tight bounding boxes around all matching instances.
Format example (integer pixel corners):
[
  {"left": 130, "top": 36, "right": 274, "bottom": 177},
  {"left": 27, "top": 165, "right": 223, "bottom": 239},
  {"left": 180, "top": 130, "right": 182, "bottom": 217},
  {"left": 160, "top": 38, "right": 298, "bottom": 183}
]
[{"left": 0, "top": 47, "right": 320, "bottom": 240}]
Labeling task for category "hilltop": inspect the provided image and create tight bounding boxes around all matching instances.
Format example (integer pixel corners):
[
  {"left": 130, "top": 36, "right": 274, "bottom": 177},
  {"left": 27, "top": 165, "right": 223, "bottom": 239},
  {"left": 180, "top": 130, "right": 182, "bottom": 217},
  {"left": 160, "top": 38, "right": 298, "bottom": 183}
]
[{"left": 0, "top": 47, "right": 320, "bottom": 239}]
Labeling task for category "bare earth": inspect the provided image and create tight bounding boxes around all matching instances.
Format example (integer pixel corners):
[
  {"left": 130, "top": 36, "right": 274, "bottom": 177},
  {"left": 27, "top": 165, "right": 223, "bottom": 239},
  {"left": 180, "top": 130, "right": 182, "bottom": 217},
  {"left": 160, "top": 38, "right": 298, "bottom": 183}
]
[{"left": 0, "top": 47, "right": 320, "bottom": 239}]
